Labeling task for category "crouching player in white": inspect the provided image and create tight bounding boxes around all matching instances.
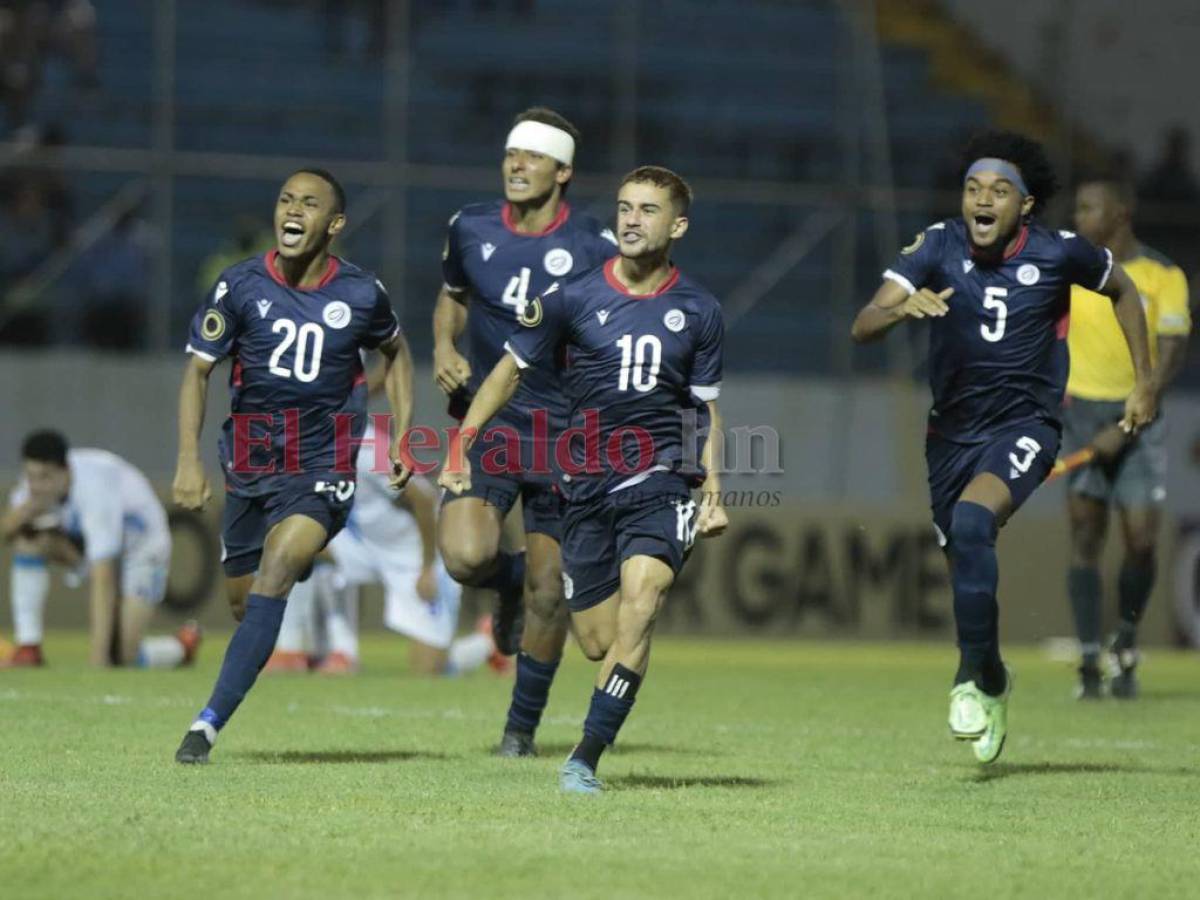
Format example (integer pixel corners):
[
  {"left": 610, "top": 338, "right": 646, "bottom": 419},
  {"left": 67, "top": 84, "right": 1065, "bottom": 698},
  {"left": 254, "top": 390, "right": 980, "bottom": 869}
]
[
  {"left": 1, "top": 430, "right": 200, "bottom": 668},
  {"left": 270, "top": 423, "right": 502, "bottom": 676}
]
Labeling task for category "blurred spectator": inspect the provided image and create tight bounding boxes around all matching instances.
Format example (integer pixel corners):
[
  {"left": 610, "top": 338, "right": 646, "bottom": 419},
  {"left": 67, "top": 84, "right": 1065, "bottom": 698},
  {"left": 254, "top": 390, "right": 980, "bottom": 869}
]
[
  {"left": 0, "top": 0, "right": 97, "bottom": 130},
  {"left": 195, "top": 214, "right": 274, "bottom": 297},
  {"left": 0, "top": 178, "right": 56, "bottom": 283},
  {"left": 75, "top": 206, "right": 155, "bottom": 349},
  {"left": 1139, "top": 126, "right": 1200, "bottom": 276}
]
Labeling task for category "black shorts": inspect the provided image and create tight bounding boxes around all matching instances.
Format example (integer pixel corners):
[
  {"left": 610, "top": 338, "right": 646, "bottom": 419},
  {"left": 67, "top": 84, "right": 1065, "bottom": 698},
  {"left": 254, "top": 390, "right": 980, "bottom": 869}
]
[
  {"left": 926, "top": 420, "right": 1059, "bottom": 548},
  {"left": 221, "top": 473, "right": 355, "bottom": 578},
  {"left": 441, "top": 409, "right": 565, "bottom": 541},
  {"left": 559, "top": 472, "right": 698, "bottom": 613}
]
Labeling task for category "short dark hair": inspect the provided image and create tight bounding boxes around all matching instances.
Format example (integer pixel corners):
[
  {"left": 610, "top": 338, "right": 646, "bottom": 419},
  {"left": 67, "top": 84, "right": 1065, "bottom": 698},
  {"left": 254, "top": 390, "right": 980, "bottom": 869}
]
[
  {"left": 620, "top": 165, "right": 693, "bottom": 215},
  {"left": 22, "top": 429, "right": 68, "bottom": 467},
  {"left": 512, "top": 106, "right": 581, "bottom": 150},
  {"left": 290, "top": 168, "right": 346, "bottom": 214},
  {"left": 1076, "top": 168, "right": 1137, "bottom": 211},
  {"left": 958, "top": 130, "right": 1058, "bottom": 214}
]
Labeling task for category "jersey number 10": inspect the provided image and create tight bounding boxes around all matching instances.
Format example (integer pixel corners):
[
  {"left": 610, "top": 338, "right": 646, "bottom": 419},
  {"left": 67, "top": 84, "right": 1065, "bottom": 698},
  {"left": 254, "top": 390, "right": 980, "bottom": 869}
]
[{"left": 616, "top": 334, "right": 662, "bottom": 392}]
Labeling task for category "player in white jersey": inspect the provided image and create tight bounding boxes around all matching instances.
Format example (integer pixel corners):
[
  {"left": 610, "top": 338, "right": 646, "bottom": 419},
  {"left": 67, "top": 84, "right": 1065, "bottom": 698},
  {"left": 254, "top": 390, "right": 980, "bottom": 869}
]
[
  {"left": 1, "top": 431, "right": 200, "bottom": 668},
  {"left": 269, "top": 424, "right": 501, "bottom": 676}
]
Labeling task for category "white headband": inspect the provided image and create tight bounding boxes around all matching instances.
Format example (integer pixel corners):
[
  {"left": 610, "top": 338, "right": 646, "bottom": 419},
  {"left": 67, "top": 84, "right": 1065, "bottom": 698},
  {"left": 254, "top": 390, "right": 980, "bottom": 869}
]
[{"left": 505, "top": 120, "right": 575, "bottom": 166}]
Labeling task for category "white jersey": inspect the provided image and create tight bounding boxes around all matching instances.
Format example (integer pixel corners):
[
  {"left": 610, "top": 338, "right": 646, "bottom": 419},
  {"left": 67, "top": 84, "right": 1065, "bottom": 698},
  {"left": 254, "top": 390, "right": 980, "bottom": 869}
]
[
  {"left": 341, "top": 428, "right": 427, "bottom": 560},
  {"left": 9, "top": 448, "right": 170, "bottom": 564}
]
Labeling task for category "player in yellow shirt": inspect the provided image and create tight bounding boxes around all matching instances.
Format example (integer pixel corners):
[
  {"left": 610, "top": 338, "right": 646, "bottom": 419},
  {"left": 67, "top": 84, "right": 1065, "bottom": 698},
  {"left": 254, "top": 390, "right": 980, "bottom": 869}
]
[{"left": 1064, "top": 172, "right": 1191, "bottom": 699}]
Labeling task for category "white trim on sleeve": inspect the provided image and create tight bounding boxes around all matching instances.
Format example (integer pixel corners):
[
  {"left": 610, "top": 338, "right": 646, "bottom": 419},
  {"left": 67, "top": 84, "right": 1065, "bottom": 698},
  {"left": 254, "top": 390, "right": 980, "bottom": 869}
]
[
  {"left": 690, "top": 383, "right": 721, "bottom": 402},
  {"left": 185, "top": 344, "right": 218, "bottom": 362},
  {"left": 443, "top": 282, "right": 468, "bottom": 295},
  {"left": 1095, "top": 247, "right": 1114, "bottom": 292},
  {"left": 882, "top": 269, "right": 917, "bottom": 296},
  {"left": 504, "top": 341, "right": 531, "bottom": 370}
]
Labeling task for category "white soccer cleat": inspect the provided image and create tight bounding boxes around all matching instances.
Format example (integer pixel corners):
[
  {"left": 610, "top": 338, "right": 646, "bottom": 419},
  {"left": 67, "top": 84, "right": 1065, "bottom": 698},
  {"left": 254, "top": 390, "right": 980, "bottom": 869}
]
[{"left": 948, "top": 681, "right": 988, "bottom": 740}]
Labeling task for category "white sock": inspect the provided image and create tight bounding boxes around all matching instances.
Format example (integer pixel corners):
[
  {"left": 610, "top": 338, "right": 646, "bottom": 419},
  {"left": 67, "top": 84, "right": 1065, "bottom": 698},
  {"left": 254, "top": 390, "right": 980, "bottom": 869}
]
[
  {"left": 325, "top": 580, "right": 359, "bottom": 658},
  {"left": 446, "top": 633, "right": 492, "bottom": 675},
  {"left": 276, "top": 577, "right": 315, "bottom": 654},
  {"left": 138, "top": 635, "right": 185, "bottom": 668},
  {"left": 11, "top": 555, "right": 49, "bottom": 646}
]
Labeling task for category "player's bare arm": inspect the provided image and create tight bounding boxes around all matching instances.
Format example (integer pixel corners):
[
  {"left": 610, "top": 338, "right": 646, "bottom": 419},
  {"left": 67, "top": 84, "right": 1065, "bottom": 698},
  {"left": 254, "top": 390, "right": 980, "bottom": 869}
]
[
  {"left": 432, "top": 286, "right": 471, "bottom": 395},
  {"left": 377, "top": 330, "right": 415, "bottom": 489},
  {"left": 437, "top": 353, "right": 524, "bottom": 495},
  {"left": 697, "top": 400, "right": 728, "bottom": 537},
  {"left": 850, "top": 280, "right": 953, "bottom": 342},
  {"left": 173, "top": 354, "right": 216, "bottom": 510},
  {"left": 1098, "top": 265, "right": 1156, "bottom": 431},
  {"left": 1153, "top": 335, "right": 1188, "bottom": 395}
]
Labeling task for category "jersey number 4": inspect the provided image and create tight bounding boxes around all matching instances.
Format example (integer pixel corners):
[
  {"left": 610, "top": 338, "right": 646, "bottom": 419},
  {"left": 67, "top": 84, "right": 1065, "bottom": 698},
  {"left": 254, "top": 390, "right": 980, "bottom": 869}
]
[
  {"left": 981, "top": 287, "right": 1008, "bottom": 342},
  {"left": 269, "top": 319, "right": 324, "bottom": 382},
  {"left": 501, "top": 267, "right": 532, "bottom": 318},
  {"left": 616, "top": 334, "right": 662, "bottom": 392}
]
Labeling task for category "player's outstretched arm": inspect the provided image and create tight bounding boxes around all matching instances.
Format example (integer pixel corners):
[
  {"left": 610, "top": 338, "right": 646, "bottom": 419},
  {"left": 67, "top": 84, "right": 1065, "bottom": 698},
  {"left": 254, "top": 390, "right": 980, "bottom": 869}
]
[
  {"left": 173, "top": 355, "right": 215, "bottom": 510},
  {"left": 1100, "top": 266, "right": 1156, "bottom": 432},
  {"left": 432, "top": 287, "right": 471, "bottom": 395},
  {"left": 696, "top": 400, "right": 728, "bottom": 538},
  {"left": 437, "top": 354, "right": 524, "bottom": 496},
  {"left": 378, "top": 330, "right": 415, "bottom": 489},
  {"left": 850, "top": 280, "right": 952, "bottom": 343}
]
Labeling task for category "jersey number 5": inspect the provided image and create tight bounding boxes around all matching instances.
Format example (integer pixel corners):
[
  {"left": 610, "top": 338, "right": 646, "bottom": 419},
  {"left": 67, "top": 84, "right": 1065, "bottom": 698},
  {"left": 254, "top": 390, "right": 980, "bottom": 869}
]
[
  {"left": 981, "top": 287, "right": 1007, "bottom": 342},
  {"left": 269, "top": 319, "right": 324, "bottom": 382}
]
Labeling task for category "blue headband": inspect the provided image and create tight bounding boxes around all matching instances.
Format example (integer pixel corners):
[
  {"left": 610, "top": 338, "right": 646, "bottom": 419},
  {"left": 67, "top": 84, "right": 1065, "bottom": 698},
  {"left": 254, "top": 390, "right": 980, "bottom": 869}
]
[{"left": 965, "top": 158, "right": 1029, "bottom": 196}]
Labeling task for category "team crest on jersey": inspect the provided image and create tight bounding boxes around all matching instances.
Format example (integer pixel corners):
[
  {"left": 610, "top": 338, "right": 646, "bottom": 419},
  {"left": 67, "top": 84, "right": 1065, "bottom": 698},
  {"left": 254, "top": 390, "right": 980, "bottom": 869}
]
[
  {"left": 543, "top": 248, "right": 573, "bottom": 276},
  {"left": 214, "top": 281, "right": 228, "bottom": 303},
  {"left": 201, "top": 310, "right": 226, "bottom": 341},
  {"left": 519, "top": 297, "right": 544, "bottom": 327},
  {"left": 1017, "top": 263, "right": 1040, "bottom": 285},
  {"left": 901, "top": 231, "right": 925, "bottom": 255},
  {"left": 322, "top": 301, "right": 352, "bottom": 329},
  {"left": 663, "top": 309, "right": 686, "bottom": 333}
]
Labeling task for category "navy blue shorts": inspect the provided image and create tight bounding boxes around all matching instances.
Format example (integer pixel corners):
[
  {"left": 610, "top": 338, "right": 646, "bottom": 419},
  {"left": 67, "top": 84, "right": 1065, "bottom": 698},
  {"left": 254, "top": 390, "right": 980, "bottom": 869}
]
[
  {"left": 221, "top": 473, "right": 355, "bottom": 578},
  {"left": 926, "top": 420, "right": 1060, "bottom": 548},
  {"left": 560, "top": 472, "right": 699, "bottom": 613},
  {"left": 441, "top": 409, "right": 565, "bottom": 541}
]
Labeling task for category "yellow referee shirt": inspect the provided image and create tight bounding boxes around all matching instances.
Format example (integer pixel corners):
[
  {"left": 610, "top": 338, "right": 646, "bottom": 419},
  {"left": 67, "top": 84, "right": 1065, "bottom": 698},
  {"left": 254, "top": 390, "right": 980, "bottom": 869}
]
[{"left": 1068, "top": 245, "right": 1191, "bottom": 401}]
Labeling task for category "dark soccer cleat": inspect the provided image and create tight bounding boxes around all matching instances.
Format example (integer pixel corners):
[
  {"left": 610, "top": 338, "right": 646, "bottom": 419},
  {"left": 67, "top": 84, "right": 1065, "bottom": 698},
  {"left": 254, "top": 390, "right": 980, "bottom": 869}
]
[
  {"left": 1108, "top": 636, "right": 1140, "bottom": 700},
  {"left": 496, "top": 729, "right": 537, "bottom": 758},
  {"left": 175, "top": 729, "right": 213, "bottom": 765},
  {"left": 491, "top": 586, "right": 524, "bottom": 657},
  {"left": 1075, "top": 665, "right": 1103, "bottom": 700}
]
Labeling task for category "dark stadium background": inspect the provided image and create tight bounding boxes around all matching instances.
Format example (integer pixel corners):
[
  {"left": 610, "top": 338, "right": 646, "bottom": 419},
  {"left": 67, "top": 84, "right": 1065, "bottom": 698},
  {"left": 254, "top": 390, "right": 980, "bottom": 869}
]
[{"left": 3, "top": 0, "right": 1199, "bottom": 646}]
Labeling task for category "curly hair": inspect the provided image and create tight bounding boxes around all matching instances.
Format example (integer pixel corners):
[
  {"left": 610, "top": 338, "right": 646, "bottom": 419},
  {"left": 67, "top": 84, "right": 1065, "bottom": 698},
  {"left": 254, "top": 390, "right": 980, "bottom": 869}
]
[{"left": 958, "top": 130, "right": 1059, "bottom": 215}]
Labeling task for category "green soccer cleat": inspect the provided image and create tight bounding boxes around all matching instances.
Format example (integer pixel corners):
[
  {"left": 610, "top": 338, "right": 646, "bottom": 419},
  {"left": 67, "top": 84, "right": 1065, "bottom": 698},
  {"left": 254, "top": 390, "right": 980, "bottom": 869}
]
[
  {"left": 559, "top": 758, "right": 604, "bottom": 796},
  {"left": 948, "top": 681, "right": 988, "bottom": 741},
  {"left": 972, "top": 667, "right": 1013, "bottom": 765}
]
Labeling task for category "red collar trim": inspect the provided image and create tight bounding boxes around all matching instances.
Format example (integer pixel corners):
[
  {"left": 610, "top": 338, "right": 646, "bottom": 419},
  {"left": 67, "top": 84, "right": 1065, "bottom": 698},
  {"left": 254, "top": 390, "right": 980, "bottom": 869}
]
[
  {"left": 603, "top": 257, "right": 680, "bottom": 298},
  {"left": 1003, "top": 224, "right": 1029, "bottom": 260},
  {"left": 501, "top": 201, "right": 571, "bottom": 237},
  {"left": 265, "top": 250, "right": 340, "bottom": 291}
]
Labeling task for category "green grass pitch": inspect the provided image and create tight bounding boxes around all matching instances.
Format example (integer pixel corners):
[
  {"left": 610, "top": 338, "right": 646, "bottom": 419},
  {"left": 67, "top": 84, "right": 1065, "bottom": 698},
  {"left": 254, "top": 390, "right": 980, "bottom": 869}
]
[{"left": 3, "top": 633, "right": 1200, "bottom": 898}]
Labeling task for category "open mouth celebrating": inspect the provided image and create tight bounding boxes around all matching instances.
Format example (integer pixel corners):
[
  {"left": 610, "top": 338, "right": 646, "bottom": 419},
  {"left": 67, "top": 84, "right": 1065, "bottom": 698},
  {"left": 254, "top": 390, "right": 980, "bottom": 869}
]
[{"left": 280, "top": 221, "right": 305, "bottom": 248}]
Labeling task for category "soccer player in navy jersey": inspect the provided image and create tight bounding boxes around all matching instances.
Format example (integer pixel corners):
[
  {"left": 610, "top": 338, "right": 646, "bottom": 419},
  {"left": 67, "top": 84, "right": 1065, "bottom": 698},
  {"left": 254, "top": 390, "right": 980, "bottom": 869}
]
[
  {"left": 440, "top": 166, "right": 727, "bottom": 793},
  {"left": 432, "top": 107, "right": 617, "bottom": 757},
  {"left": 171, "top": 168, "right": 414, "bottom": 764},
  {"left": 851, "top": 131, "right": 1156, "bottom": 764}
]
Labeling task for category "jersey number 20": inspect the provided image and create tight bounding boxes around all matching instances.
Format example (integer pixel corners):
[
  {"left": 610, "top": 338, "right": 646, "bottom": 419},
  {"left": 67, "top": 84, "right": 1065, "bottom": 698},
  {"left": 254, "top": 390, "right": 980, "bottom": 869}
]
[
  {"left": 269, "top": 319, "right": 324, "bottom": 382},
  {"left": 981, "top": 287, "right": 1007, "bottom": 342}
]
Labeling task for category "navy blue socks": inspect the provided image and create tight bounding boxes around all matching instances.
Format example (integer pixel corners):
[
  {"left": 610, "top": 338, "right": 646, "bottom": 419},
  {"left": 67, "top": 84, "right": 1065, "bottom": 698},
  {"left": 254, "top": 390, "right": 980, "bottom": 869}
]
[
  {"left": 948, "top": 502, "right": 1006, "bottom": 695},
  {"left": 505, "top": 651, "right": 560, "bottom": 736},
  {"left": 195, "top": 593, "right": 287, "bottom": 732},
  {"left": 571, "top": 664, "right": 642, "bottom": 772}
]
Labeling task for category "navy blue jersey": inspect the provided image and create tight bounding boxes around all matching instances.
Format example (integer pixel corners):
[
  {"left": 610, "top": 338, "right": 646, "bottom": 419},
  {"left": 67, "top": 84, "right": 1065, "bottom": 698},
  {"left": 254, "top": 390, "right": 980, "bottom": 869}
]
[
  {"left": 442, "top": 200, "right": 617, "bottom": 423},
  {"left": 884, "top": 219, "right": 1112, "bottom": 443},
  {"left": 186, "top": 251, "right": 401, "bottom": 494},
  {"left": 505, "top": 258, "right": 724, "bottom": 502}
]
